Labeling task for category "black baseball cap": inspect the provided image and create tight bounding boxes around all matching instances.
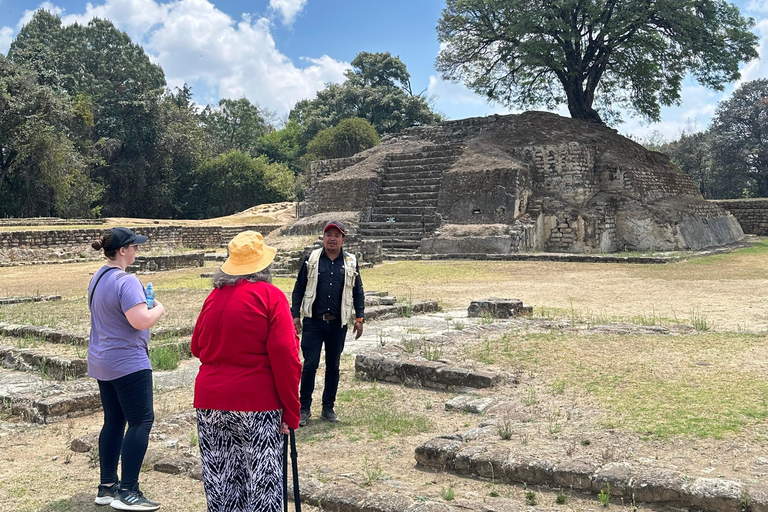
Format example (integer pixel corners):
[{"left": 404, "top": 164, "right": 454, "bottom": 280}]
[
  {"left": 323, "top": 221, "right": 346, "bottom": 236},
  {"left": 105, "top": 227, "right": 148, "bottom": 251}
]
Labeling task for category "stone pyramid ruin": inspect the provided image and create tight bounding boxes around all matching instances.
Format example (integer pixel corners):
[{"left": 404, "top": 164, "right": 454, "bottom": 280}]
[{"left": 298, "top": 111, "right": 743, "bottom": 258}]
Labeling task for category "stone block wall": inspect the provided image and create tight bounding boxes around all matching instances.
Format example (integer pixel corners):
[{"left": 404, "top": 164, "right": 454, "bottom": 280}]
[
  {"left": 525, "top": 142, "right": 598, "bottom": 206},
  {"left": 438, "top": 168, "right": 527, "bottom": 224},
  {"left": 309, "top": 155, "right": 369, "bottom": 187},
  {"left": 711, "top": 199, "right": 768, "bottom": 235},
  {"left": 623, "top": 165, "right": 702, "bottom": 202},
  {"left": 127, "top": 253, "right": 205, "bottom": 273},
  {"left": 0, "top": 225, "right": 281, "bottom": 254},
  {"left": 303, "top": 177, "right": 379, "bottom": 217}
]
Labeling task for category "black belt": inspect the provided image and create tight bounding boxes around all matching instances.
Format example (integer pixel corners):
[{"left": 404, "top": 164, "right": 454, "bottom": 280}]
[{"left": 315, "top": 313, "right": 337, "bottom": 322}]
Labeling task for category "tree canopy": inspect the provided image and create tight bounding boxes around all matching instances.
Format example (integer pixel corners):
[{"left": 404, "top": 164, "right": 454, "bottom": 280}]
[
  {"left": 306, "top": 117, "right": 380, "bottom": 160},
  {"left": 436, "top": 0, "right": 759, "bottom": 124},
  {"left": 290, "top": 51, "right": 442, "bottom": 141},
  {"left": 709, "top": 79, "right": 768, "bottom": 197}
]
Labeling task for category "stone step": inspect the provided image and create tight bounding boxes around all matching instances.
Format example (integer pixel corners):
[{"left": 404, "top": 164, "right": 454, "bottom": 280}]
[
  {"left": 376, "top": 192, "right": 440, "bottom": 201},
  {"left": 385, "top": 164, "right": 448, "bottom": 174},
  {"left": 378, "top": 239, "right": 422, "bottom": 249},
  {"left": 369, "top": 213, "right": 438, "bottom": 223},
  {"left": 374, "top": 198, "right": 439, "bottom": 207},
  {"left": 386, "top": 156, "right": 457, "bottom": 168},
  {"left": 371, "top": 206, "right": 437, "bottom": 216},
  {"left": 359, "top": 221, "right": 435, "bottom": 230},
  {"left": 359, "top": 231, "right": 426, "bottom": 239},
  {"left": 382, "top": 177, "right": 443, "bottom": 187},
  {"left": 387, "top": 149, "right": 461, "bottom": 162},
  {"left": 379, "top": 184, "right": 441, "bottom": 194},
  {"left": 383, "top": 252, "right": 422, "bottom": 261}
]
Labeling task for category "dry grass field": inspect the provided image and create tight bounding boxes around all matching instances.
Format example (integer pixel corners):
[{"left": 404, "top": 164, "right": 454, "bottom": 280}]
[{"left": 0, "top": 237, "right": 767, "bottom": 511}]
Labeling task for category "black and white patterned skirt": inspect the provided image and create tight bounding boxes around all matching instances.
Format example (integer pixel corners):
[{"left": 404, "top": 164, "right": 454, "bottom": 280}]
[{"left": 196, "top": 408, "right": 283, "bottom": 512}]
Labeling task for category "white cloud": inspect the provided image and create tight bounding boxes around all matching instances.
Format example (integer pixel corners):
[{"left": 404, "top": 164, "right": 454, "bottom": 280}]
[
  {"left": 0, "top": 26, "right": 13, "bottom": 55},
  {"left": 268, "top": 0, "right": 307, "bottom": 26},
  {"left": 747, "top": 0, "right": 768, "bottom": 14},
  {"left": 738, "top": 18, "right": 768, "bottom": 83},
  {"left": 16, "top": 0, "right": 348, "bottom": 115}
]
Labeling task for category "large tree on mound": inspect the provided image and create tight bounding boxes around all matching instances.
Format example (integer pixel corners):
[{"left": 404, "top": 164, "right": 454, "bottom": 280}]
[{"left": 436, "top": 0, "right": 759, "bottom": 124}]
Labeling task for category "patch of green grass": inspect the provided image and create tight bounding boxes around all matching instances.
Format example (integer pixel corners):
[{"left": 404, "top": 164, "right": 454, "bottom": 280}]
[
  {"left": 149, "top": 344, "right": 181, "bottom": 371},
  {"left": 336, "top": 383, "right": 432, "bottom": 439},
  {"left": 465, "top": 330, "right": 768, "bottom": 439}
]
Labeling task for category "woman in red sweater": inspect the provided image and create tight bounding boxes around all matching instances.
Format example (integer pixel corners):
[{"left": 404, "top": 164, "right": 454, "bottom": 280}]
[{"left": 191, "top": 231, "right": 301, "bottom": 512}]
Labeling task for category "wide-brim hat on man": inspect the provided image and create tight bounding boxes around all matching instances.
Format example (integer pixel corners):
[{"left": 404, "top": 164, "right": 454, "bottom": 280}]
[
  {"left": 105, "top": 227, "right": 148, "bottom": 251},
  {"left": 221, "top": 231, "right": 277, "bottom": 275}
]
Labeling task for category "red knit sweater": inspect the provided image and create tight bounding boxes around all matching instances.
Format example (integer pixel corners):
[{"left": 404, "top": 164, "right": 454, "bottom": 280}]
[{"left": 191, "top": 280, "right": 302, "bottom": 429}]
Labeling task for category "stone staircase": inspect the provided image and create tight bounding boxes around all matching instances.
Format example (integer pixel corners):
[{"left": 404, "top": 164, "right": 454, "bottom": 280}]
[{"left": 359, "top": 144, "right": 462, "bottom": 259}]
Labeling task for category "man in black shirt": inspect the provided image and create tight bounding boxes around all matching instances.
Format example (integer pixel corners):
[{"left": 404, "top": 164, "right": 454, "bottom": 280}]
[{"left": 291, "top": 221, "right": 365, "bottom": 426}]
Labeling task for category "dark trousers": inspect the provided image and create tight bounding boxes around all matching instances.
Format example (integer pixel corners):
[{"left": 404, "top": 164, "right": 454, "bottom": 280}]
[
  {"left": 299, "top": 317, "right": 347, "bottom": 411},
  {"left": 97, "top": 369, "right": 154, "bottom": 489}
]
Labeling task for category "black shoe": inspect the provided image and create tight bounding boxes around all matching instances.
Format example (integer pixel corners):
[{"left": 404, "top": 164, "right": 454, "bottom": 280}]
[
  {"left": 299, "top": 409, "right": 311, "bottom": 427},
  {"left": 321, "top": 408, "right": 339, "bottom": 423},
  {"left": 110, "top": 485, "right": 160, "bottom": 511},
  {"left": 95, "top": 482, "right": 119, "bottom": 505}
]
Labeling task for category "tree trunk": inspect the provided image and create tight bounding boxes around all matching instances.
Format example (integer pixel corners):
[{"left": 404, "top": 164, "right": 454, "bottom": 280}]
[{"left": 566, "top": 94, "right": 603, "bottom": 124}]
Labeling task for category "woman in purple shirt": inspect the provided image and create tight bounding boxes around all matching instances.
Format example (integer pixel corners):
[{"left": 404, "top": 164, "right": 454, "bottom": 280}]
[{"left": 88, "top": 227, "right": 165, "bottom": 511}]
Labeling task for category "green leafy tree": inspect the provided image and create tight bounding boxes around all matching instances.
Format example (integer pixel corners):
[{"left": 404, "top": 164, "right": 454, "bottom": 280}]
[
  {"left": 306, "top": 117, "right": 380, "bottom": 160},
  {"left": 255, "top": 120, "right": 307, "bottom": 173},
  {"left": 661, "top": 130, "right": 719, "bottom": 198},
  {"left": 201, "top": 98, "right": 270, "bottom": 155},
  {"left": 709, "top": 79, "right": 768, "bottom": 198},
  {"left": 9, "top": 11, "right": 166, "bottom": 139},
  {"left": 0, "top": 54, "right": 100, "bottom": 217},
  {"left": 436, "top": 0, "right": 759, "bottom": 124},
  {"left": 189, "top": 152, "right": 296, "bottom": 218},
  {"left": 290, "top": 52, "right": 442, "bottom": 141}
]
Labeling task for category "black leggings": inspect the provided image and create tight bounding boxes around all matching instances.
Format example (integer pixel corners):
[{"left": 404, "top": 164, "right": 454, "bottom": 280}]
[{"left": 97, "top": 369, "right": 154, "bottom": 488}]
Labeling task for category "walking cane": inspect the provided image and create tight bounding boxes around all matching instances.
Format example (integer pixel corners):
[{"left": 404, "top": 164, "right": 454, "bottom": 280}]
[{"left": 283, "top": 429, "right": 301, "bottom": 512}]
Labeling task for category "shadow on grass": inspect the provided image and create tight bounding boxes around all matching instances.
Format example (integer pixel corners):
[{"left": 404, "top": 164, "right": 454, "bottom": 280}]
[{"left": 39, "top": 492, "right": 101, "bottom": 511}]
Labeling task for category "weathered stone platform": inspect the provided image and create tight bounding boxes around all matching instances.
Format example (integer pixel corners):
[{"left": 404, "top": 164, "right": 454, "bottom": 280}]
[
  {"left": 127, "top": 252, "right": 205, "bottom": 272},
  {"left": 467, "top": 298, "right": 532, "bottom": 318},
  {"left": 416, "top": 431, "right": 768, "bottom": 512},
  {"left": 355, "top": 353, "right": 502, "bottom": 390}
]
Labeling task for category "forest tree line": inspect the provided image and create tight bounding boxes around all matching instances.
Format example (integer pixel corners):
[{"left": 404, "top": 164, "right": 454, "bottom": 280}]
[{"left": 0, "top": 10, "right": 441, "bottom": 219}]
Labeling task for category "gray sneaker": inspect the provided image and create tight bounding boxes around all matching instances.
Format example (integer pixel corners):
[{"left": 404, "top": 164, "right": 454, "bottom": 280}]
[
  {"left": 299, "top": 409, "right": 311, "bottom": 427},
  {"left": 110, "top": 485, "right": 160, "bottom": 511},
  {"left": 95, "top": 482, "right": 119, "bottom": 505},
  {"left": 320, "top": 408, "right": 339, "bottom": 423}
]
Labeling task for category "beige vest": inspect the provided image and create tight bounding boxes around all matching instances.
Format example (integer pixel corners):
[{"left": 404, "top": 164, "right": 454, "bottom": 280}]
[{"left": 301, "top": 248, "right": 358, "bottom": 327}]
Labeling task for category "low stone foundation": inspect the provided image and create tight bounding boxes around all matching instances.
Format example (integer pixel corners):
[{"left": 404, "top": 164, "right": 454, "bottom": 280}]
[
  {"left": 355, "top": 353, "right": 502, "bottom": 390},
  {"left": 127, "top": 253, "right": 205, "bottom": 273},
  {"left": 0, "top": 345, "right": 87, "bottom": 380},
  {"left": 467, "top": 298, "right": 533, "bottom": 318},
  {"left": 0, "top": 295, "right": 61, "bottom": 305},
  {"left": 416, "top": 432, "right": 768, "bottom": 512}
]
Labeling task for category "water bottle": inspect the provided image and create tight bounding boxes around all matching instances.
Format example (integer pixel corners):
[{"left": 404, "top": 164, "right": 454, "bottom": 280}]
[{"left": 145, "top": 282, "right": 154, "bottom": 309}]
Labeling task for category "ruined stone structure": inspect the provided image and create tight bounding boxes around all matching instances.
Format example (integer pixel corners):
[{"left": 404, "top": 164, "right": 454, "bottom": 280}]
[{"left": 301, "top": 112, "right": 743, "bottom": 256}]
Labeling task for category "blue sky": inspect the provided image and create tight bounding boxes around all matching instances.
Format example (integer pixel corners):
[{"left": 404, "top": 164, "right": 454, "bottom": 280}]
[{"left": 1, "top": 0, "right": 767, "bottom": 141}]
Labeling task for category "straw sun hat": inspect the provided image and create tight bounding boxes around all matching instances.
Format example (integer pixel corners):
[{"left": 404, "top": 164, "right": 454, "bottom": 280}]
[{"left": 220, "top": 231, "right": 277, "bottom": 276}]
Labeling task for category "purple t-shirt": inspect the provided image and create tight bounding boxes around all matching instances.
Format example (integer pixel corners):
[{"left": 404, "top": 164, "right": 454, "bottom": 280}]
[{"left": 87, "top": 265, "right": 151, "bottom": 381}]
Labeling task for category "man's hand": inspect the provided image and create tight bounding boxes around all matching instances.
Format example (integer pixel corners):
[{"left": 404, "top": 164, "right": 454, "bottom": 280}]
[
  {"left": 293, "top": 317, "right": 302, "bottom": 335},
  {"left": 353, "top": 319, "right": 363, "bottom": 339}
]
